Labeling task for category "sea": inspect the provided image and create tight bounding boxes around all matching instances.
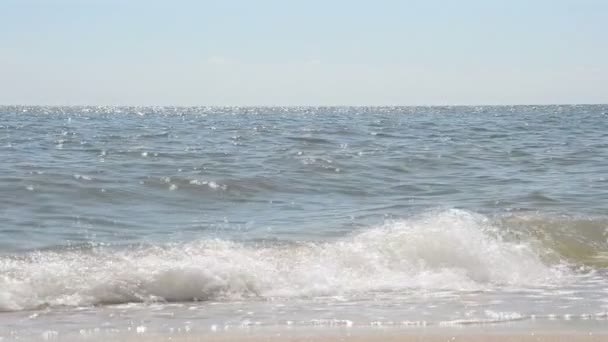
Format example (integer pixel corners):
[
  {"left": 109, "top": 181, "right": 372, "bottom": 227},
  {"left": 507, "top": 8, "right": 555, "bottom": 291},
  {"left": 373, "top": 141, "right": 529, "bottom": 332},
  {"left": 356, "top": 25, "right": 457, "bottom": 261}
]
[{"left": 1, "top": 105, "right": 608, "bottom": 340}]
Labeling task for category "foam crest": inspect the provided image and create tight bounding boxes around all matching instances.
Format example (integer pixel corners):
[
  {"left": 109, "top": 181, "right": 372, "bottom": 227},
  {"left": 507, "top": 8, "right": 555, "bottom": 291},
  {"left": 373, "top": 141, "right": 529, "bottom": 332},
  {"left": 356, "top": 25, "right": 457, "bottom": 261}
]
[{"left": 0, "top": 210, "right": 566, "bottom": 312}]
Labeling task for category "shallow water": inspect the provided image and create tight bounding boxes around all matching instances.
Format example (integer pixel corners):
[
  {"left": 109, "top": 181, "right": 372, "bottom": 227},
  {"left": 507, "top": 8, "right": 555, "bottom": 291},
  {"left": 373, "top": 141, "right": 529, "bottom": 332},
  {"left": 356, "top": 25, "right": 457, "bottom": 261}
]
[{"left": 1, "top": 105, "right": 608, "bottom": 339}]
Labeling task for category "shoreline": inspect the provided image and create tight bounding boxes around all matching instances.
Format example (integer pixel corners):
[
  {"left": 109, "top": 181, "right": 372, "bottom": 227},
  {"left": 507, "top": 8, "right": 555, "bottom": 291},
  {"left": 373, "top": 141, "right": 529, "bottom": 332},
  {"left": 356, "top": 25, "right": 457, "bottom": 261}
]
[
  {"left": 9, "top": 316, "right": 608, "bottom": 341},
  {"left": 56, "top": 332, "right": 608, "bottom": 342},
  {"left": 44, "top": 324, "right": 608, "bottom": 342}
]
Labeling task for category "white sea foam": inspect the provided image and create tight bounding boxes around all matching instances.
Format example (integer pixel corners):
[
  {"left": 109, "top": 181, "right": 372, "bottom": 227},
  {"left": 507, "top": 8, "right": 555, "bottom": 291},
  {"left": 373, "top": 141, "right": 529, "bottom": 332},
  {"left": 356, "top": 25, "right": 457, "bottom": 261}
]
[
  {"left": 73, "top": 174, "right": 92, "bottom": 181},
  {"left": 0, "top": 210, "right": 566, "bottom": 312},
  {"left": 189, "top": 179, "right": 226, "bottom": 190}
]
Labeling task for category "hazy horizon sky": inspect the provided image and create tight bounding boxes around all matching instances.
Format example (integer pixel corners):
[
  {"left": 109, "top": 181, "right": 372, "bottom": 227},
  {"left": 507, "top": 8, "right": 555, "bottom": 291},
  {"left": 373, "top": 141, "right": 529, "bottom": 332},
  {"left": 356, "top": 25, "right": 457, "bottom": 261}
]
[{"left": 1, "top": 0, "right": 607, "bottom": 106}]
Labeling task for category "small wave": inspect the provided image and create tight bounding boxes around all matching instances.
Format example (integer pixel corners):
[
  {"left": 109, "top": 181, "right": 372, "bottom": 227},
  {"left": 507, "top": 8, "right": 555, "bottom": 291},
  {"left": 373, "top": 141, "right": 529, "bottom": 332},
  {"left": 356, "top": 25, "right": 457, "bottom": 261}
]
[
  {"left": 0, "top": 210, "right": 571, "bottom": 312},
  {"left": 524, "top": 191, "right": 559, "bottom": 203},
  {"left": 140, "top": 176, "right": 279, "bottom": 194},
  {"left": 188, "top": 179, "right": 226, "bottom": 190},
  {"left": 286, "top": 136, "right": 333, "bottom": 145},
  {"left": 73, "top": 174, "right": 93, "bottom": 181},
  {"left": 439, "top": 316, "right": 527, "bottom": 326},
  {"left": 498, "top": 213, "right": 608, "bottom": 267}
]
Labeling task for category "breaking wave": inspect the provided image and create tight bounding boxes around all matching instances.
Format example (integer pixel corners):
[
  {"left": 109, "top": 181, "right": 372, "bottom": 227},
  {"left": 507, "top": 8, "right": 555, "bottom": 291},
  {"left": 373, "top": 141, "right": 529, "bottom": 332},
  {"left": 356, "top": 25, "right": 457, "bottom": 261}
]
[{"left": 1, "top": 209, "right": 602, "bottom": 312}]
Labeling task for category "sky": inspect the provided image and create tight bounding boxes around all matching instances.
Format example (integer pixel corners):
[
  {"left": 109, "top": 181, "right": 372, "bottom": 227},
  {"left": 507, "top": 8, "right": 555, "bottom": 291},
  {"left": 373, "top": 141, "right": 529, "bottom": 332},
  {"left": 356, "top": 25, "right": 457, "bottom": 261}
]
[{"left": 1, "top": 0, "right": 607, "bottom": 106}]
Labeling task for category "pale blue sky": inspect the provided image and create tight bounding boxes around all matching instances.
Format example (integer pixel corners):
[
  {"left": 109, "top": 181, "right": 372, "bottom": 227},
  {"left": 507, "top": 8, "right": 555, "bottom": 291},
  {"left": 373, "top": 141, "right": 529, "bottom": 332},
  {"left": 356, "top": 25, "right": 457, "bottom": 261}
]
[{"left": 1, "top": 0, "right": 606, "bottom": 105}]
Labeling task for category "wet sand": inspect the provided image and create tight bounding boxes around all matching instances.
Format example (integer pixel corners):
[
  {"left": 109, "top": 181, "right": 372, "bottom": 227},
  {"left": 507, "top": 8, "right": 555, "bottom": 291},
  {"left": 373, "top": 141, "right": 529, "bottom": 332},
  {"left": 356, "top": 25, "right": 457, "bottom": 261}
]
[
  {"left": 58, "top": 332, "right": 607, "bottom": 342},
  {"left": 205, "top": 336, "right": 604, "bottom": 342}
]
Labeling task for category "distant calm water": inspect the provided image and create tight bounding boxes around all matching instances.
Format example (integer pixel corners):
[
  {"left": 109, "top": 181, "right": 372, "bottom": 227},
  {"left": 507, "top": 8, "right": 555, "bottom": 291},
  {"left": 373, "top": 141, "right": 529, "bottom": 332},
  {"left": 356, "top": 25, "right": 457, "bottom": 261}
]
[{"left": 1, "top": 105, "right": 608, "bottom": 339}]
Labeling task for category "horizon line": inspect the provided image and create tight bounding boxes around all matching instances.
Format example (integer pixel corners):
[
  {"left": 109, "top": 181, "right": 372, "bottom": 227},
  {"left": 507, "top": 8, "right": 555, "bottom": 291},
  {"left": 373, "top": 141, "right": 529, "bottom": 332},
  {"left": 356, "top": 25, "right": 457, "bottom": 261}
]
[{"left": 1, "top": 102, "right": 607, "bottom": 108}]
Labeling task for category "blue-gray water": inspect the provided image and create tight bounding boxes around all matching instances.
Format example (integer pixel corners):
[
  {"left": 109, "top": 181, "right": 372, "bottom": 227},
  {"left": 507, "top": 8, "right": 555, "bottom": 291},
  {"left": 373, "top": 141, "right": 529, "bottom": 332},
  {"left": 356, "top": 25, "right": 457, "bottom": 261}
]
[{"left": 1, "top": 105, "right": 608, "bottom": 339}]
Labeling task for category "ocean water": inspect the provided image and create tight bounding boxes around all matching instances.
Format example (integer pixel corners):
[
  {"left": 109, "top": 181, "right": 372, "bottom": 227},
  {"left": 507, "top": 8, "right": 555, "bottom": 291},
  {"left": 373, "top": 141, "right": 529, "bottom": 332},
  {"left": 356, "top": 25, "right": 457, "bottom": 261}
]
[{"left": 1, "top": 105, "right": 608, "bottom": 339}]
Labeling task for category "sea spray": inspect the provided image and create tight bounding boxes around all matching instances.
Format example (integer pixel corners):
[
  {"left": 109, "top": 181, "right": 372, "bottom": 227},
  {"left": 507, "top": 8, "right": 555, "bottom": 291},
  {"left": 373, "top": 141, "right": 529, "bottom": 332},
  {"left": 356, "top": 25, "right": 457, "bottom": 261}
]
[{"left": 0, "top": 210, "right": 569, "bottom": 312}]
